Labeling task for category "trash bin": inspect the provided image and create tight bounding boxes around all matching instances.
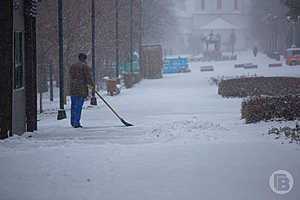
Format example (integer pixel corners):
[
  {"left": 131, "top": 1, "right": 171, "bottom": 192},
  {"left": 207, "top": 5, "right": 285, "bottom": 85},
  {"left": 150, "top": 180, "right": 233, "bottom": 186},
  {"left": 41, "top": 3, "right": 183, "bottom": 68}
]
[{"left": 124, "top": 73, "right": 134, "bottom": 88}]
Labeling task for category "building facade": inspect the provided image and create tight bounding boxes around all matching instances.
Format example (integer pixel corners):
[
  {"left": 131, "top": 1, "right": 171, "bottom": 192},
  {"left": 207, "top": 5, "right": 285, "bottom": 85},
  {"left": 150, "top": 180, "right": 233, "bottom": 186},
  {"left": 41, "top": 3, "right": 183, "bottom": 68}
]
[
  {"left": 171, "top": 0, "right": 252, "bottom": 55},
  {"left": 0, "top": 0, "right": 38, "bottom": 139}
]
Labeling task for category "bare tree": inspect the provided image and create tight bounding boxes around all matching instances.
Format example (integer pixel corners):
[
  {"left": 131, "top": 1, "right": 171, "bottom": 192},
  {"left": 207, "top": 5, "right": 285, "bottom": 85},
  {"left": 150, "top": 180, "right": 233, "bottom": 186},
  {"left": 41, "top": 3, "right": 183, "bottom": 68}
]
[
  {"left": 249, "top": 0, "right": 289, "bottom": 53},
  {"left": 36, "top": 0, "right": 178, "bottom": 94},
  {"left": 143, "top": 0, "right": 177, "bottom": 44}
]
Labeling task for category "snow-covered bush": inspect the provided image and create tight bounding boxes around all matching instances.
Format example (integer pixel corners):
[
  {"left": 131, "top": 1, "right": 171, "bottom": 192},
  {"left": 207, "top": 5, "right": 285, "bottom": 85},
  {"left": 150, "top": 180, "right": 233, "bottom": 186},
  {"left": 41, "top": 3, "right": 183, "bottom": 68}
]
[
  {"left": 218, "top": 77, "right": 300, "bottom": 98},
  {"left": 268, "top": 124, "right": 300, "bottom": 144},
  {"left": 241, "top": 95, "right": 300, "bottom": 123}
]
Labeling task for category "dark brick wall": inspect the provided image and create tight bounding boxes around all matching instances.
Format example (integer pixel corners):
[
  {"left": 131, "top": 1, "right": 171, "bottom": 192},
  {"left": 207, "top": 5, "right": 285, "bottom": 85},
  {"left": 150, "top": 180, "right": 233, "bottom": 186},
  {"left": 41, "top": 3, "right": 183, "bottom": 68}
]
[
  {"left": 0, "top": 1, "right": 13, "bottom": 139},
  {"left": 0, "top": 0, "right": 38, "bottom": 139}
]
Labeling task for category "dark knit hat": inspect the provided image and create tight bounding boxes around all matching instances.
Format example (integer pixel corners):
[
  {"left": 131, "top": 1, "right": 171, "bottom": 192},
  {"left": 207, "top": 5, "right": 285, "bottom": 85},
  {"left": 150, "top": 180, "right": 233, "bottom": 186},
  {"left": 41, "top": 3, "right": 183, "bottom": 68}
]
[{"left": 78, "top": 53, "right": 87, "bottom": 61}]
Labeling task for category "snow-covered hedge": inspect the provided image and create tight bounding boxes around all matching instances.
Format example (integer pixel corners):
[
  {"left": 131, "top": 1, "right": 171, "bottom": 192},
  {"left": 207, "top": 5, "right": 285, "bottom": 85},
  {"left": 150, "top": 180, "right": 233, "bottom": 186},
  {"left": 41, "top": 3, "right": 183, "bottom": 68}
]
[
  {"left": 268, "top": 124, "right": 300, "bottom": 144},
  {"left": 241, "top": 95, "right": 300, "bottom": 124},
  {"left": 218, "top": 77, "right": 300, "bottom": 98}
]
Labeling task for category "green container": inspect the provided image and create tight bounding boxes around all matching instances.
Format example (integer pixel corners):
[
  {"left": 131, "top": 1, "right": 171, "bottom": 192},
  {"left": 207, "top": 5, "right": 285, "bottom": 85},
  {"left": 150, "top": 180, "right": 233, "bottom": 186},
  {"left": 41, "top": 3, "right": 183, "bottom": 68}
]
[{"left": 119, "top": 61, "right": 140, "bottom": 74}]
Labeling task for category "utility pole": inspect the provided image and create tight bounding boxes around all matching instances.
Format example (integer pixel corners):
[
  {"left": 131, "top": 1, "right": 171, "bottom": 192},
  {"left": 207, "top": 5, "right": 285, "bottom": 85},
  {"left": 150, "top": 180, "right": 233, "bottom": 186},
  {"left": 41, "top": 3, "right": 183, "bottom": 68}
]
[
  {"left": 57, "top": 0, "right": 66, "bottom": 120},
  {"left": 90, "top": 0, "right": 97, "bottom": 105},
  {"left": 130, "top": 0, "right": 133, "bottom": 73},
  {"left": 115, "top": 0, "right": 119, "bottom": 78}
]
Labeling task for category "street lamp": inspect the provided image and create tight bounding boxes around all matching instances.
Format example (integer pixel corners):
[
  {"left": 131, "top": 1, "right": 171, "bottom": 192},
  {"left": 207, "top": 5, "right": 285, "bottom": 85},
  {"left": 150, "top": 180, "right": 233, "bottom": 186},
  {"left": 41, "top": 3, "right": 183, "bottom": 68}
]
[
  {"left": 130, "top": 0, "right": 133, "bottom": 73},
  {"left": 90, "top": 0, "right": 97, "bottom": 105},
  {"left": 138, "top": 0, "right": 144, "bottom": 78},
  {"left": 57, "top": 0, "right": 66, "bottom": 120},
  {"left": 115, "top": 0, "right": 119, "bottom": 78}
]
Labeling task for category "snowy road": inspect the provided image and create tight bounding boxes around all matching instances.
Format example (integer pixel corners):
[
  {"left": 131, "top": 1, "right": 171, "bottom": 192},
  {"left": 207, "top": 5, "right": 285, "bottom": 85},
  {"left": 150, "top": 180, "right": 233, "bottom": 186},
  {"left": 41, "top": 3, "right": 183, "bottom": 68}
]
[{"left": 1, "top": 52, "right": 300, "bottom": 200}]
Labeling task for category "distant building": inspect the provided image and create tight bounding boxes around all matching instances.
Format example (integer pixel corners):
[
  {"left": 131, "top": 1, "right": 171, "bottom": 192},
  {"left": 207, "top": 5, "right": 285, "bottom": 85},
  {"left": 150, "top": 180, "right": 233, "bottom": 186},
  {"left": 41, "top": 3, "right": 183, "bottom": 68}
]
[
  {"left": 0, "top": 0, "right": 38, "bottom": 139},
  {"left": 169, "top": 0, "right": 252, "bottom": 55}
]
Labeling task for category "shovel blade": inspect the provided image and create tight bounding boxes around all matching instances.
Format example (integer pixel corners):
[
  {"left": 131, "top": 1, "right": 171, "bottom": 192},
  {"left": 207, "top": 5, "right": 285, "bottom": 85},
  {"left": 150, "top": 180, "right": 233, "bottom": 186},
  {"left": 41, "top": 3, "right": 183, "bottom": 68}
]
[{"left": 121, "top": 119, "right": 134, "bottom": 127}]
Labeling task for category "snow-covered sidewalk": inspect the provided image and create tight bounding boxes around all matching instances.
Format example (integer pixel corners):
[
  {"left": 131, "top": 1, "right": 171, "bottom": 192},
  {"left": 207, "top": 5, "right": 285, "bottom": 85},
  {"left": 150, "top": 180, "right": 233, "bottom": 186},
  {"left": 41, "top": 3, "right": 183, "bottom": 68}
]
[{"left": 1, "top": 51, "right": 299, "bottom": 200}]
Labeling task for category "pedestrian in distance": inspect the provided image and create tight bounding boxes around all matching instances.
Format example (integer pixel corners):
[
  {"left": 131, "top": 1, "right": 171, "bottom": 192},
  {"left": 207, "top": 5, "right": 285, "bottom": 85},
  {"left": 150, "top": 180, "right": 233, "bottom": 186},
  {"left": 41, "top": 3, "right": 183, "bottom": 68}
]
[
  {"left": 69, "top": 53, "right": 94, "bottom": 128},
  {"left": 253, "top": 46, "right": 258, "bottom": 57}
]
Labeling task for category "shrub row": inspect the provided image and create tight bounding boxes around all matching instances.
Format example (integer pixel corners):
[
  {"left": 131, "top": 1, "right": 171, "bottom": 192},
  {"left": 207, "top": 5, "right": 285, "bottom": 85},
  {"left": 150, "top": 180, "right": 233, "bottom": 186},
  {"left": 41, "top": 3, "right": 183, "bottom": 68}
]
[
  {"left": 218, "top": 77, "right": 300, "bottom": 98},
  {"left": 268, "top": 124, "right": 300, "bottom": 144},
  {"left": 241, "top": 95, "right": 300, "bottom": 123}
]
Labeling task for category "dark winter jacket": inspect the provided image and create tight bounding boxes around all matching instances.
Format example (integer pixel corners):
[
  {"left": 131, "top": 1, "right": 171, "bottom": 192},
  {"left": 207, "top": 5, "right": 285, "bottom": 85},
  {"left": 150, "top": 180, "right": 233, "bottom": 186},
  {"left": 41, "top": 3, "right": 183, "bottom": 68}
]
[{"left": 69, "top": 61, "right": 93, "bottom": 98}]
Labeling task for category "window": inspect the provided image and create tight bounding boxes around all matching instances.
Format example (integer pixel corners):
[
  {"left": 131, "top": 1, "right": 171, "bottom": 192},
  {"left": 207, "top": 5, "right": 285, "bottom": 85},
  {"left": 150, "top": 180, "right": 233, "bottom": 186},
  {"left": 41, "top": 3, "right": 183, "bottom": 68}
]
[
  {"left": 217, "top": 0, "right": 222, "bottom": 9},
  {"left": 14, "top": 32, "right": 24, "bottom": 89},
  {"left": 234, "top": 0, "right": 238, "bottom": 10}
]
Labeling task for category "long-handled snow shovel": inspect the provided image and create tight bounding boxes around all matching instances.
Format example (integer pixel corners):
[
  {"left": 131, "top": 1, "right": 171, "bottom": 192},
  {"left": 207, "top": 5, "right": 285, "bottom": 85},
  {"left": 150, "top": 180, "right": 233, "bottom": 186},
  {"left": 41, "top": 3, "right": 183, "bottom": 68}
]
[{"left": 89, "top": 85, "right": 134, "bottom": 127}]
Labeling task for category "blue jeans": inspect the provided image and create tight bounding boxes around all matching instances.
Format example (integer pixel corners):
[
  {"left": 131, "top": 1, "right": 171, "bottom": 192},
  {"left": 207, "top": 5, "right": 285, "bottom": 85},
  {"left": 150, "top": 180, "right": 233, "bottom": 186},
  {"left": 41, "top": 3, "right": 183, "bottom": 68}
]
[{"left": 71, "top": 96, "right": 84, "bottom": 127}]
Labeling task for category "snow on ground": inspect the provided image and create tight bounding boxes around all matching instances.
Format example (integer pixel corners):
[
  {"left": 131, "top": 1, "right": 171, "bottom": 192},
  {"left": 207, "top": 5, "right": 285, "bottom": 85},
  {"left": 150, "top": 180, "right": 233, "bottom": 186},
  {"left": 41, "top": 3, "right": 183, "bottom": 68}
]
[{"left": 1, "top": 51, "right": 300, "bottom": 200}]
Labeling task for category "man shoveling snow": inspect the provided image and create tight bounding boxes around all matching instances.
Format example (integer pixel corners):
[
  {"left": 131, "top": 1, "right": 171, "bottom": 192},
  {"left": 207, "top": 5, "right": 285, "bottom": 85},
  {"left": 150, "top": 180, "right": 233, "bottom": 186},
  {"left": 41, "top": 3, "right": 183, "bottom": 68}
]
[{"left": 69, "top": 53, "right": 94, "bottom": 128}]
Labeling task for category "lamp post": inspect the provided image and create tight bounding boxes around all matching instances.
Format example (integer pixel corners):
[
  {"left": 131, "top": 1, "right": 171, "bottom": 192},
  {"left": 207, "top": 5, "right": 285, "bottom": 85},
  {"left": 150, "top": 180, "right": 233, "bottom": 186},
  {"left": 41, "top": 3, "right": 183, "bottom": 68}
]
[
  {"left": 138, "top": 0, "right": 144, "bottom": 78},
  {"left": 57, "top": 0, "right": 66, "bottom": 120},
  {"left": 115, "top": 0, "right": 119, "bottom": 78},
  {"left": 130, "top": 0, "right": 133, "bottom": 73},
  {"left": 49, "top": 61, "right": 54, "bottom": 102},
  {"left": 90, "top": 0, "right": 97, "bottom": 105}
]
